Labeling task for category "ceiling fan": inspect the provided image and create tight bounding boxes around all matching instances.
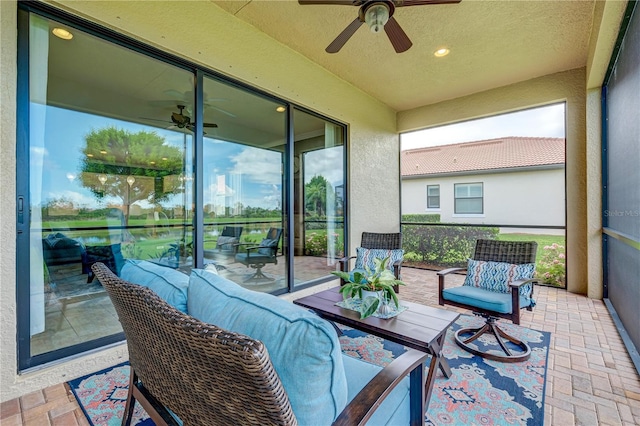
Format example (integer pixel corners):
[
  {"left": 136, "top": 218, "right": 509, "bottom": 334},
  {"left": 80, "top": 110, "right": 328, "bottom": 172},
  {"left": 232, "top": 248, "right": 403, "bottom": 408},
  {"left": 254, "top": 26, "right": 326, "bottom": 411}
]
[
  {"left": 171, "top": 105, "right": 218, "bottom": 130},
  {"left": 298, "top": 0, "right": 461, "bottom": 54},
  {"left": 143, "top": 105, "right": 218, "bottom": 132},
  {"left": 150, "top": 89, "right": 237, "bottom": 118}
]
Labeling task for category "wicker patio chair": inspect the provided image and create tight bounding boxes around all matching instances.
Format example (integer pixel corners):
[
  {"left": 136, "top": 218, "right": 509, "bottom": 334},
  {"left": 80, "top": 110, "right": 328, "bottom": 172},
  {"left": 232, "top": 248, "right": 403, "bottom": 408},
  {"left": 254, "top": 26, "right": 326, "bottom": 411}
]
[
  {"left": 235, "top": 227, "right": 282, "bottom": 282},
  {"left": 92, "top": 262, "right": 427, "bottom": 425},
  {"left": 438, "top": 239, "right": 540, "bottom": 362},
  {"left": 338, "top": 232, "right": 403, "bottom": 292}
]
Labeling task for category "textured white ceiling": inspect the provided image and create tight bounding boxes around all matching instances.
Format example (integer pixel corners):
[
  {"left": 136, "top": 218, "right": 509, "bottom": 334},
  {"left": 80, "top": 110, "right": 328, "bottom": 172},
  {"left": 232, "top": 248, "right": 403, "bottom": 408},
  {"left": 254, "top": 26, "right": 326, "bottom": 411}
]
[{"left": 212, "top": 0, "right": 596, "bottom": 111}]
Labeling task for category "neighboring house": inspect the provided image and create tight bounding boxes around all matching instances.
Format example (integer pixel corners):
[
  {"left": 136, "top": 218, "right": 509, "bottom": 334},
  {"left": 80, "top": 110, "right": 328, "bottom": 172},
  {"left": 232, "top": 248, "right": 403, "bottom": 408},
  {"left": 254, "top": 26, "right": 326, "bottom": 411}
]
[{"left": 401, "top": 137, "right": 565, "bottom": 230}]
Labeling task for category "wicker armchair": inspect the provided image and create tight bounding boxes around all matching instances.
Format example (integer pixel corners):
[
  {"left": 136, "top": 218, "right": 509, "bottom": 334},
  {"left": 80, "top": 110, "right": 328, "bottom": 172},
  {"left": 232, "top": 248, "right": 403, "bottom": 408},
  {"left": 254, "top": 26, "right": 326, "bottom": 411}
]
[
  {"left": 438, "top": 239, "right": 540, "bottom": 362},
  {"left": 235, "top": 227, "right": 283, "bottom": 282},
  {"left": 92, "top": 262, "right": 427, "bottom": 425},
  {"left": 338, "top": 232, "right": 403, "bottom": 292}
]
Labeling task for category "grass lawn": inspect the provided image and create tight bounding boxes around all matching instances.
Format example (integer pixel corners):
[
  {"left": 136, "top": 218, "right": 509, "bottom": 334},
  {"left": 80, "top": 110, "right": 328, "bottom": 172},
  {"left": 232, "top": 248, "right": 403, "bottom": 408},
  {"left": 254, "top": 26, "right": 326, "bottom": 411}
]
[{"left": 497, "top": 233, "right": 565, "bottom": 263}]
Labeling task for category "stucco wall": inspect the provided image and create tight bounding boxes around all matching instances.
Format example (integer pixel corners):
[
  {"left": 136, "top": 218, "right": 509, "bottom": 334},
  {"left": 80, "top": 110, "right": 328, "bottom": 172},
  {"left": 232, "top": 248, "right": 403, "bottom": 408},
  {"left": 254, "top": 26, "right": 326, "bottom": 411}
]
[
  {"left": 402, "top": 168, "right": 566, "bottom": 227},
  {"left": 398, "top": 68, "right": 590, "bottom": 296},
  {"left": 1, "top": 0, "right": 398, "bottom": 401}
]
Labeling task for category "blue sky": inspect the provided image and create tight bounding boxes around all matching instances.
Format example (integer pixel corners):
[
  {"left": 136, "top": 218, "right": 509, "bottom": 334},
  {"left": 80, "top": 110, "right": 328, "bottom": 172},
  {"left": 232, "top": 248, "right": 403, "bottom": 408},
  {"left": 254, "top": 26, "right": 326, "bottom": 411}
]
[
  {"left": 401, "top": 103, "right": 566, "bottom": 150},
  {"left": 33, "top": 105, "right": 343, "bottom": 212},
  {"left": 35, "top": 106, "right": 283, "bottom": 210}
]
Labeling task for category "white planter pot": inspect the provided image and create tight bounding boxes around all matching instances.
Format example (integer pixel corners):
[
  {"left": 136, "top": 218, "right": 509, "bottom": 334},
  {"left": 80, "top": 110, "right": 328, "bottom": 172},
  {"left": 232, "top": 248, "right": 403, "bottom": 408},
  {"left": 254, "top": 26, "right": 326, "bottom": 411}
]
[{"left": 361, "top": 289, "right": 382, "bottom": 300}]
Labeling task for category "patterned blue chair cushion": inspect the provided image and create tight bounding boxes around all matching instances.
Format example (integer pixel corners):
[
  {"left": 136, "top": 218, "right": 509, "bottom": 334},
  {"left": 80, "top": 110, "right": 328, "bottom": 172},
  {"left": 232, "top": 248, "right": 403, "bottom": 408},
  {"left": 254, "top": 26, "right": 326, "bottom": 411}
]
[
  {"left": 463, "top": 258, "right": 535, "bottom": 295},
  {"left": 354, "top": 247, "right": 404, "bottom": 272}
]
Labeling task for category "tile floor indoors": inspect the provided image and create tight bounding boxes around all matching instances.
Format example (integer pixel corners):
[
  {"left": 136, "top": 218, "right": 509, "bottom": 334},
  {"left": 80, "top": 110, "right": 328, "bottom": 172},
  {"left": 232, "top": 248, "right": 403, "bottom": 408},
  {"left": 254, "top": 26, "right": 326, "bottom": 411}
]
[{"left": 2, "top": 267, "right": 639, "bottom": 425}]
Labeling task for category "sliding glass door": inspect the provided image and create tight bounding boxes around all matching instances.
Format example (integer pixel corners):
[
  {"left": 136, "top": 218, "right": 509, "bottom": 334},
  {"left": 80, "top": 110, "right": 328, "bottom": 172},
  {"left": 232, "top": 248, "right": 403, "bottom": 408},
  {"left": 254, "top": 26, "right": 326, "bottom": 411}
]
[
  {"left": 292, "top": 109, "right": 345, "bottom": 287},
  {"left": 17, "top": 4, "right": 347, "bottom": 369},
  {"left": 201, "top": 76, "right": 287, "bottom": 292},
  {"left": 21, "top": 12, "right": 194, "bottom": 361}
]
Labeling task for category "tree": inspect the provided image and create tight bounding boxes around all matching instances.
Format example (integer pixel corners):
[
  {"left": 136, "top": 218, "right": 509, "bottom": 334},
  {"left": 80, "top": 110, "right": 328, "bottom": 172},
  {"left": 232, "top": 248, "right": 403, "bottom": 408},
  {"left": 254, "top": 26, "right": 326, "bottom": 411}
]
[
  {"left": 305, "top": 175, "right": 333, "bottom": 217},
  {"left": 78, "top": 127, "right": 184, "bottom": 224}
]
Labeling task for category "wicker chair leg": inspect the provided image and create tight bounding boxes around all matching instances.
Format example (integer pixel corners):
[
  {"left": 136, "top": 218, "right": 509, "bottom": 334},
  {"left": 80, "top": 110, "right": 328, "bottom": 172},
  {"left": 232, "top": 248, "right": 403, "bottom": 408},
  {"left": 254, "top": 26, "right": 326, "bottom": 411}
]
[
  {"left": 121, "top": 367, "right": 136, "bottom": 426},
  {"left": 244, "top": 264, "right": 274, "bottom": 282}
]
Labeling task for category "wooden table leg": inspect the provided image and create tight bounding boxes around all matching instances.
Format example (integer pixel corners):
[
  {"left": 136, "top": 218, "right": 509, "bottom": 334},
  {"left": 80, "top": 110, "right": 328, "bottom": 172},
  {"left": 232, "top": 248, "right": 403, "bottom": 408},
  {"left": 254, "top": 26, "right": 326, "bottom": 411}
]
[
  {"left": 424, "top": 331, "right": 453, "bottom": 407},
  {"left": 432, "top": 333, "right": 453, "bottom": 378},
  {"left": 409, "top": 362, "right": 426, "bottom": 426}
]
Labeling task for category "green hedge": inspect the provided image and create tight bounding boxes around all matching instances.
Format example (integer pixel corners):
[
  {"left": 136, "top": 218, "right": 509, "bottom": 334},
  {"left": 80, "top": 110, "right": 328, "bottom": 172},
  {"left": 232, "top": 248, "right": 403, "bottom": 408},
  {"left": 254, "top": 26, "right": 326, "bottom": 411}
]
[
  {"left": 401, "top": 214, "right": 441, "bottom": 223},
  {"left": 401, "top": 224, "right": 499, "bottom": 268}
]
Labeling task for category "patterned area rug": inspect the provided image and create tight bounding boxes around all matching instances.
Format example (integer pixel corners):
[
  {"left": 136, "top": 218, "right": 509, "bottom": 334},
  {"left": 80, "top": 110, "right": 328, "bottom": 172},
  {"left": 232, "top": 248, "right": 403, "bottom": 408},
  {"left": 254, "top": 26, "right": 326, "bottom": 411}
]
[
  {"left": 68, "top": 315, "right": 549, "bottom": 426},
  {"left": 68, "top": 363, "right": 153, "bottom": 426},
  {"left": 339, "top": 315, "right": 550, "bottom": 426}
]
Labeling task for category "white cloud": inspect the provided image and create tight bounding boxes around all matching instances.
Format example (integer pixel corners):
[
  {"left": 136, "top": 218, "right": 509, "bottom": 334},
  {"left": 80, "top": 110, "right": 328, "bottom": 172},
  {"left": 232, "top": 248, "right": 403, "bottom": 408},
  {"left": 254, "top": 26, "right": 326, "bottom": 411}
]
[
  {"left": 303, "top": 147, "right": 344, "bottom": 187},
  {"left": 230, "top": 147, "right": 282, "bottom": 184},
  {"left": 45, "top": 190, "right": 98, "bottom": 207},
  {"left": 30, "top": 146, "right": 48, "bottom": 167},
  {"left": 401, "top": 103, "right": 566, "bottom": 150}
]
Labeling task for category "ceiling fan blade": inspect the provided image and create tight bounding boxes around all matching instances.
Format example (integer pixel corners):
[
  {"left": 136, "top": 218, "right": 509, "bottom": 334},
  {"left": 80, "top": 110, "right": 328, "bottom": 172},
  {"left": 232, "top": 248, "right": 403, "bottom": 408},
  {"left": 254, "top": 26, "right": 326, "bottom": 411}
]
[
  {"left": 140, "top": 116, "right": 171, "bottom": 123},
  {"left": 384, "top": 16, "right": 412, "bottom": 53},
  {"left": 326, "top": 17, "right": 363, "bottom": 53},
  {"left": 208, "top": 105, "right": 237, "bottom": 118},
  {"left": 298, "top": 0, "right": 362, "bottom": 5},
  {"left": 203, "top": 123, "right": 218, "bottom": 128},
  {"left": 163, "top": 89, "right": 190, "bottom": 100},
  {"left": 394, "top": 0, "right": 461, "bottom": 6}
]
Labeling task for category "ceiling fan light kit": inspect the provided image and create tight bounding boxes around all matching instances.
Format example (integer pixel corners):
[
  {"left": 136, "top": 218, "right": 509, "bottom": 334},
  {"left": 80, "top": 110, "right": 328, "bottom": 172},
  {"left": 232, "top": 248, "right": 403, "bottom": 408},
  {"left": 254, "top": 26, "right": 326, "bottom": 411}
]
[
  {"left": 298, "top": 0, "right": 461, "bottom": 54},
  {"left": 364, "top": 3, "right": 390, "bottom": 33}
]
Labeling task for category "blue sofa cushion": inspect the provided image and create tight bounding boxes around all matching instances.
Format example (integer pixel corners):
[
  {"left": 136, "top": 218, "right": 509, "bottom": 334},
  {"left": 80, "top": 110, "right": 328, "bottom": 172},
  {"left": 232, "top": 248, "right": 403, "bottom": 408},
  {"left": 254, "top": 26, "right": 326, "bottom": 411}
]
[
  {"left": 188, "top": 270, "right": 348, "bottom": 426},
  {"left": 341, "top": 355, "right": 410, "bottom": 426},
  {"left": 120, "top": 260, "right": 189, "bottom": 313},
  {"left": 442, "top": 285, "right": 534, "bottom": 314},
  {"left": 354, "top": 247, "right": 404, "bottom": 273},
  {"left": 463, "top": 258, "right": 535, "bottom": 296}
]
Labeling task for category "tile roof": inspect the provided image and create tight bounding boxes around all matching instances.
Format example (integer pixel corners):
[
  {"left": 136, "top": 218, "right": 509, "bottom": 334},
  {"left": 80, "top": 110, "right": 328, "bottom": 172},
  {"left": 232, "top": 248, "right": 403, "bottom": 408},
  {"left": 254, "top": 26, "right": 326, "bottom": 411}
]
[{"left": 401, "top": 136, "right": 565, "bottom": 177}]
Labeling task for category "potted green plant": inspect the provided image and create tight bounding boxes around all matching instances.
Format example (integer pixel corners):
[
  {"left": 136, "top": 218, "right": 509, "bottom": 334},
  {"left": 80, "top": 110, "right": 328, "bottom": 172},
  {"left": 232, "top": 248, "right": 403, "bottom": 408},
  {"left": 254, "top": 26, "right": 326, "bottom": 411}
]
[{"left": 331, "top": 256, "right": 405, "bottom": 319}]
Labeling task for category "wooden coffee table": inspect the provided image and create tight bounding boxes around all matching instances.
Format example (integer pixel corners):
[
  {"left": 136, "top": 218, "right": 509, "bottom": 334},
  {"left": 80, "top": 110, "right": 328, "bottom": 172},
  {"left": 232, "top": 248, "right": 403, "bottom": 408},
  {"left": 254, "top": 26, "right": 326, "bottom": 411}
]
[{"left": 293, "top": 287, "right": 459, "bottom": 425}]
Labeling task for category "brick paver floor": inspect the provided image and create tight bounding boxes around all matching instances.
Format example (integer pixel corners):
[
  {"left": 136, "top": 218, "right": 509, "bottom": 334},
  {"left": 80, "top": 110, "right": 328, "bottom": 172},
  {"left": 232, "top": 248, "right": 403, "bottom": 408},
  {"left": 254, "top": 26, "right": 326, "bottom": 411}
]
[{"left": 2, "top": 267, "right": 639, "bottom": 425}]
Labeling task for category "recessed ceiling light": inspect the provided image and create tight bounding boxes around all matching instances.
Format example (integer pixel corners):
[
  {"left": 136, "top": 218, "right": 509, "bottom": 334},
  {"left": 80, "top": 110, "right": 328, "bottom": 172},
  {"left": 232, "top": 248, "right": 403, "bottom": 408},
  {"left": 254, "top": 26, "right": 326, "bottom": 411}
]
[
  {"left": 52, "top": 28, "right": 73, "bottom": 40},
  {"left": 276, "top": 106, "right": 286, "bottom": 113},
  {"left": 434, "top": 48, "right": 450, "bottom": 57}
]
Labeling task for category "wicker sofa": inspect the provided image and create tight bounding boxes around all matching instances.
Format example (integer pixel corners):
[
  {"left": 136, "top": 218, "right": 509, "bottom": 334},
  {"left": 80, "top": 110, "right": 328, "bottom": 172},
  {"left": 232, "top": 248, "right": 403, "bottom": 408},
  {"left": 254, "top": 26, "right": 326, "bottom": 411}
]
[{"left": 112, "top": 259, "right": 423, "bottom": 425}]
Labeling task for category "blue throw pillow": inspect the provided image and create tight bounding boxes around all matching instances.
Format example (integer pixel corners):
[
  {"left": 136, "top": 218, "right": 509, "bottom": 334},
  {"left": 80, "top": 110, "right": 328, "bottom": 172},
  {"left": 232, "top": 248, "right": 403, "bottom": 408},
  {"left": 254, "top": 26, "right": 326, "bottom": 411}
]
[
  {"left": 257, "top": 238, "right": 277, "bottom": 256},
  {"left": 120, "top": 260, "right": 189, "bottom": 313},
  {"left": 354, "top": 247, "right": 404, "bottom": 273},
  {"left": 463, "top": 258, "right": 535, "bottom": 295}
]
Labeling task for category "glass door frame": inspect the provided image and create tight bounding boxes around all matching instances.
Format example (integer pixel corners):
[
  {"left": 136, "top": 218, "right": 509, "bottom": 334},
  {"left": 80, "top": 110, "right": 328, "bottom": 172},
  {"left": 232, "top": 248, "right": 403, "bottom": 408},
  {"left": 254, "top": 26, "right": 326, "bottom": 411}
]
[{"left": 16, "top": 1, "right": 348, "bottom": 370}]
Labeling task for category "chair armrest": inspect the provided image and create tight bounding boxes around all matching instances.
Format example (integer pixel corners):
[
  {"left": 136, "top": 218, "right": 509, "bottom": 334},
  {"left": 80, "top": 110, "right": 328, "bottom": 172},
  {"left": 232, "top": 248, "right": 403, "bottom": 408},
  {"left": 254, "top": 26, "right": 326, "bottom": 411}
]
[
  {"left": 338, "top": 256, "right": 356, "bottom": 273},
  {"left": 436, "top": 267, "right": 465, "bottom": 276},
  {"left": 245, "top": 245, "right": 263, "bottom": 251},
  {"left": 437, "top": 267, "right": 466, "bottom": 306},
  {"left": 509, "top": 277, "right": 541, "bottom": 288},
  {"left": 333, "top": 349, "right": 429, "bottom": 426}
]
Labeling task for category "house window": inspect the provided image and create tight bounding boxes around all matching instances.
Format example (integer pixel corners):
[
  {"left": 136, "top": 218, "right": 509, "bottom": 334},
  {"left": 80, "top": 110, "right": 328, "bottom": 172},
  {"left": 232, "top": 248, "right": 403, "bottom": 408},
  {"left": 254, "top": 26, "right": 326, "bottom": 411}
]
[
  {"left": 427, "top": 185, "right": 440, "bottom": 209},
  {"left": 454, "top": 183, "right": 483, "bottom": 214}
]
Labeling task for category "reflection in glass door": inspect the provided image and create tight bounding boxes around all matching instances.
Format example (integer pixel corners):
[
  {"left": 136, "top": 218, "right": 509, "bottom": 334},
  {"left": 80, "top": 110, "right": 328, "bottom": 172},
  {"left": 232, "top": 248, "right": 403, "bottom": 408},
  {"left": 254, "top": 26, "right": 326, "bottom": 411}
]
[
  {"left": 292, "top": 109, "right": 345, "bottom": 287},
  {"left": 201, "top": 76, "right": 287, "bottom": 292},
  {"left": 21, "top": 12, "right": 194, "bottom": 360}
]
